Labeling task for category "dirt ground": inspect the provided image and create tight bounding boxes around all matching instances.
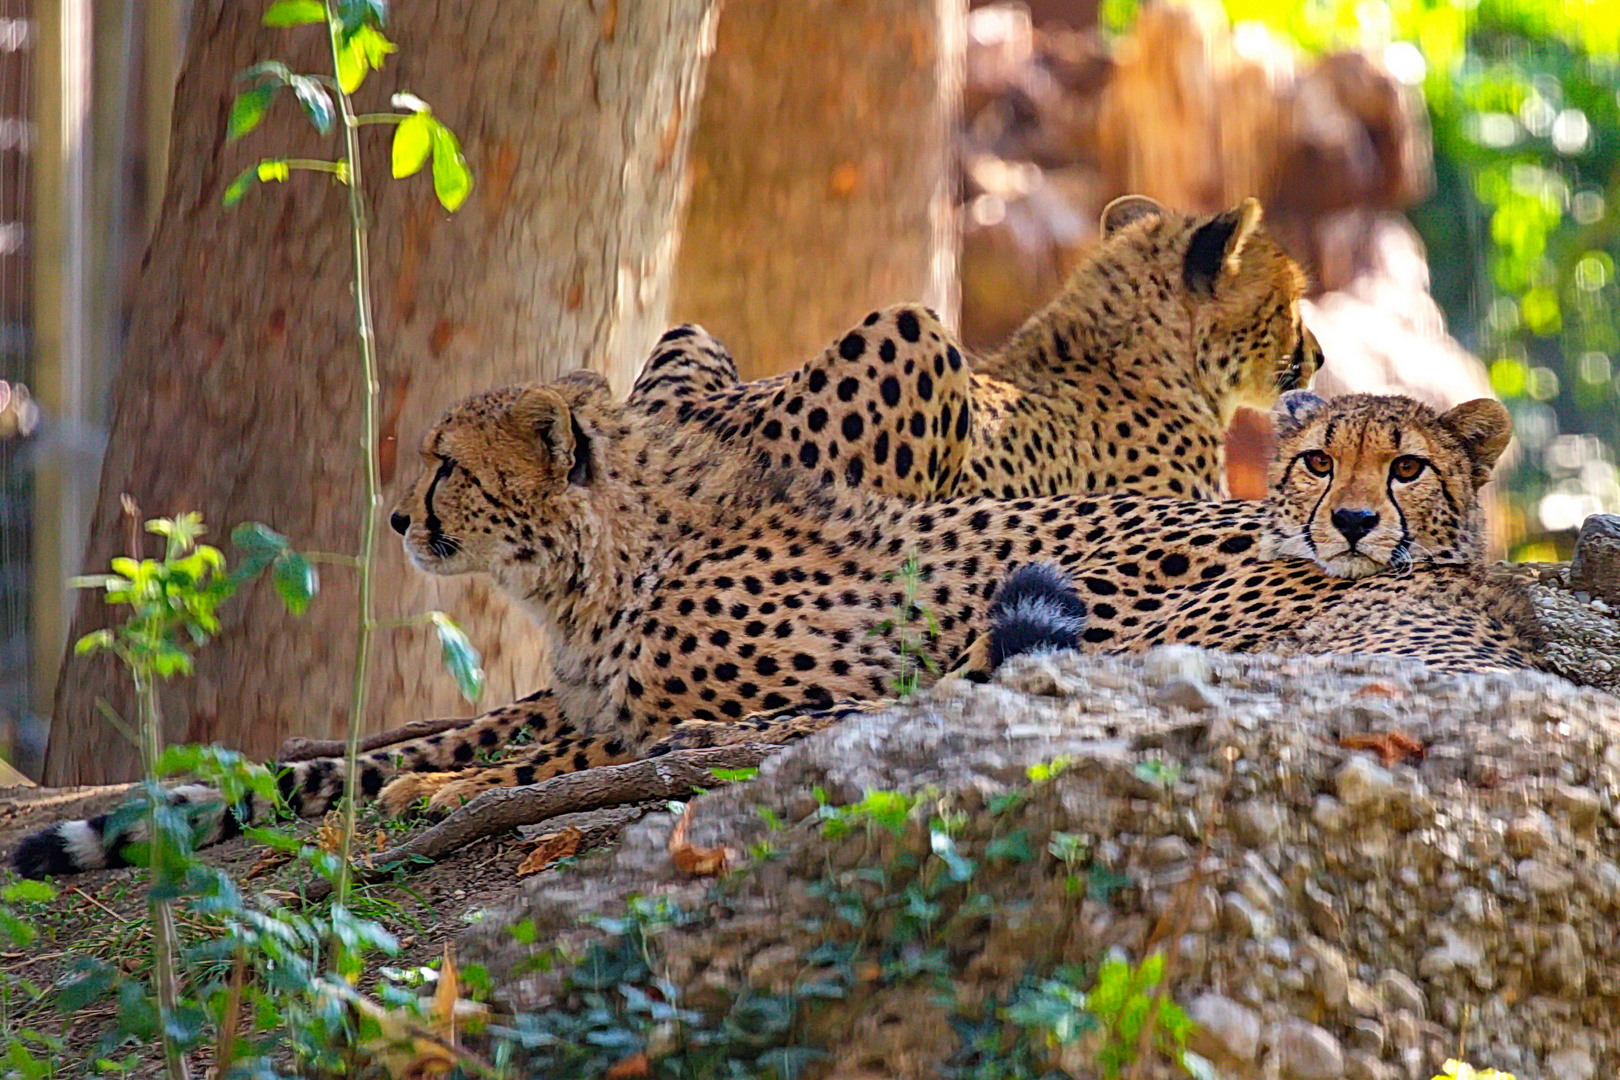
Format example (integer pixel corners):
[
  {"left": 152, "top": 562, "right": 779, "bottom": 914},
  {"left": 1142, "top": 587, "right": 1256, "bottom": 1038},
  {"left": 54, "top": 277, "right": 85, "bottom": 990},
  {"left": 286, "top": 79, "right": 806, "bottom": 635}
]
[{"left": 0, "top": 782, "right": 570, "bottom": 1076}]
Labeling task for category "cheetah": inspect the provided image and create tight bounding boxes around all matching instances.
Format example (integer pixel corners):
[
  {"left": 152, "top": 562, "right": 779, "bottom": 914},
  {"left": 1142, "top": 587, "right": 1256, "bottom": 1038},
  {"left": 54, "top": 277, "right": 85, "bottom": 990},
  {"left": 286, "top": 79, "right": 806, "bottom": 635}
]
[
  {"left": 626, "top": 195, "right": 1321, "bottom": 502},
  {"left": 13, "top": 379, "right": 1538, "bottom": 877}
]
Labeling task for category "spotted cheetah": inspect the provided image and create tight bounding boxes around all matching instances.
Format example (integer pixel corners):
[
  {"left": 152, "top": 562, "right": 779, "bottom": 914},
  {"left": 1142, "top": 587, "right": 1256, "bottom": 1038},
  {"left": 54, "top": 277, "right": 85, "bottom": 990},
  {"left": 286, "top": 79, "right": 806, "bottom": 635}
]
[
  {"left": 12, "top": 380, "right": 1537, "bottom": 877},
  {"left": 627, "top": 195, "right": 1321, "bottom": 502}
]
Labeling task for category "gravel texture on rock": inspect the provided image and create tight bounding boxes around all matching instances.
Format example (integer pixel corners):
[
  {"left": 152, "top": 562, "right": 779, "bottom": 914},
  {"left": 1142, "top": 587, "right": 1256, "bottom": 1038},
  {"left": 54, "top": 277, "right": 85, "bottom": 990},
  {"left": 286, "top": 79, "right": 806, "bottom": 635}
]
[{"left": 462, "top": 648, "right": 1620, "bottom": 1080}]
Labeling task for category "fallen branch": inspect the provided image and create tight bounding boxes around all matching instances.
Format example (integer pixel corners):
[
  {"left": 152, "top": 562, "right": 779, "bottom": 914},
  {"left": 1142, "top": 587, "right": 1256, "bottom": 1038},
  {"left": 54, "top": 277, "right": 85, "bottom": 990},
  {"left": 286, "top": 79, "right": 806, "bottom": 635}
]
[
  {"left": 276, "top": 717, "right": 470, "bottom": 762},
  {"left": 299, "top": 744, "right": 778, "bottom": 903}
]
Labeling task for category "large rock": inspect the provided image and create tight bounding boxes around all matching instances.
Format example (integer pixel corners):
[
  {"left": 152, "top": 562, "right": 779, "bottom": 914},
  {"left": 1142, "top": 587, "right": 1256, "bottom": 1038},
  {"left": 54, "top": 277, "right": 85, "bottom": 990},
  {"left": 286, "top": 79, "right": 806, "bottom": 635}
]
[
  {"left": 463, "top": 650, "right": 1620, "bottom": 1079},
  {"left": 1570, "top": 514, "right": 1620, "bottom": 608}
]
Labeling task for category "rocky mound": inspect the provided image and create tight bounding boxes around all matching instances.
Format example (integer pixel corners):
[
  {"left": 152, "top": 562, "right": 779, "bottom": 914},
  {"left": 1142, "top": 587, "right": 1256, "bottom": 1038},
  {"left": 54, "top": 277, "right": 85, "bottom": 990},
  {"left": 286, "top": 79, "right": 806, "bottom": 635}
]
[{"left": 463, "top": 649, "right": 1620, "bottom": 1079}]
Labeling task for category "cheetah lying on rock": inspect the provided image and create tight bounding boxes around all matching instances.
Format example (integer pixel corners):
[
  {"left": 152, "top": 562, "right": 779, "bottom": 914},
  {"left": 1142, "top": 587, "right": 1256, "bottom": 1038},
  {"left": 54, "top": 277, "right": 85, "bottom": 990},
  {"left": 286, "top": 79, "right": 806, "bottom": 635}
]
[
  {"left": 13, "top": 379, "right": 1541, "bottom": 877},
  {"left": 627, "top": 195, "right": 1320, "bottom": 502}
]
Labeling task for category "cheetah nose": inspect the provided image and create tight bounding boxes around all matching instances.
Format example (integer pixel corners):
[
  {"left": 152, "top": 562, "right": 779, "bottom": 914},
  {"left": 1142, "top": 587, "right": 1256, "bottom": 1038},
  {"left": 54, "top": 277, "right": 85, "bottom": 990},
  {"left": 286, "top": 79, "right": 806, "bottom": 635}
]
[
  {"left": 389, "top": 510, "right": 411, "bottom": 536},
  {"left": 1330, "top": 508, "right": 1379, "bottom": 545}
]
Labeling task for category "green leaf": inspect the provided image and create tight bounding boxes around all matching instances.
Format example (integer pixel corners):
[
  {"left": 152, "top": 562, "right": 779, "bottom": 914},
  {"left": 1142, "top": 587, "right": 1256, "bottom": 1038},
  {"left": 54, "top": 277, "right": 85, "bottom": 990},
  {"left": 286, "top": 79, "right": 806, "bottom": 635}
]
[
  {"left": 224, "top": 165, "right": 260, "bottom": 207},
  {"left": 1, "top": 880, "right": 56, "bottom": 904},
  {"left": 289, "top": 75, "right": 333, "bottom": 134},
  {"left": 391, "top": 111, "right": 432, "bottom": 178},
  {"left": 238, "top": 59, "right": 292, "bottom": 85},
  {"left": 336, "top": 36, "right": 366, "bottom": 93},
  {"left": 336, "top": 24, "right": 395, "bottom": 93},
  {"left": 232, "top": 521, "right": 289, "bottom": 552},
  {"left": 985, "top": 828, "right": 1034, "bottom": 863},
  {"left": 262, "top": 0, "right": 326, "bottom": 27},
  {"left": 227, "top": 83, "right": 278, "bottom": 141},
  {"left": 257, "top": 158, "right": 290, "bottom": 183},
  {"left": 271, "top": 552, "right": 318, "bottom": 615},
  {"left": 709, "top": 766, "right": 758, "bottom": 783},
  {"left": 428, "top": 119, "right": 473, "bottom": 212},
  {"left": 74, "top": 630, "right": 114, "bottom": 656},
  {"left": 428, "top": 610, "right": 485, "bottom": 703}
]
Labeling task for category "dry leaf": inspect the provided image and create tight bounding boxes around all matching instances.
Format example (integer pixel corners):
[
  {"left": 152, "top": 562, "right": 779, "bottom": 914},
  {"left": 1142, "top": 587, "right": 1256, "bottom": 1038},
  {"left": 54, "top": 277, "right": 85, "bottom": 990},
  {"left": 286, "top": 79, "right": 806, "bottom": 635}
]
[
  {"left": 353, "top": 946, "right": 490, "bottom": 1080},
  {"left": 604, "top": 1052, "right": 653, "bottom": 1079},
  {"left": 668, "top": 807, "right": 733, "bottom": 877},
  {"left": 1353, "top": 681, "right": 1405, "bottom": 699},
  {"left": 246, "top": 846, "right": 294, "bottom": 879},
  {"left": 517, "top": 825, "right": 582, "bottom": 877},
  {"left": 1340, "top": 731, "right": 1425, "bottom": 767},
  {"left": 315, "top": 811, "right": 346, "bottom": 855}
]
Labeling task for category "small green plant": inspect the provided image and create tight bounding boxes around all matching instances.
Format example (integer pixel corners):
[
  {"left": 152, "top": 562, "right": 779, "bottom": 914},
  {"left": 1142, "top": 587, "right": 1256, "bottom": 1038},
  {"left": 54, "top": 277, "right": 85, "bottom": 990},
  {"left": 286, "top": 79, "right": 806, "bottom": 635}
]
[
  {"left": 58, "top": 509, "right": 409, "bottom": 1075},
  {"left": 1133, "top": 756, "right": 1183, "bottom": 792},
  {"left": 1084, "top": 953, "right": 1197, "bottom": 1078},
  {"left": 72, "top": 509, "right": 304, "bottom": 1079},
  {"left": 871, "top": 554, "right": 941, "bottom": 698},
  {"left": 814, "top": 786, "right": 925, "bottom": 839},
  {"left": 223, "top": 0, "right": 482, "bottom": 911},
  {"left": 490, "top": 897, "right": 822, "bottom": 1078},
  {"left": 1434, "top": 1064, "right": 1517, "bottom": 1080}
]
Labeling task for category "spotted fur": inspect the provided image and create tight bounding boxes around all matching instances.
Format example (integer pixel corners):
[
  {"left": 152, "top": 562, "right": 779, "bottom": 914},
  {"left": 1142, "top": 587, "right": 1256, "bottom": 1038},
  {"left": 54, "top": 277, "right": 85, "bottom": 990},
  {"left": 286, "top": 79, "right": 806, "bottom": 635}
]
[
  {"left": 12, "top": 383, "right": 1534, "bottom": 877},
  {"left": 628, "top": 196, "right": 1321, "bottom": 502}
]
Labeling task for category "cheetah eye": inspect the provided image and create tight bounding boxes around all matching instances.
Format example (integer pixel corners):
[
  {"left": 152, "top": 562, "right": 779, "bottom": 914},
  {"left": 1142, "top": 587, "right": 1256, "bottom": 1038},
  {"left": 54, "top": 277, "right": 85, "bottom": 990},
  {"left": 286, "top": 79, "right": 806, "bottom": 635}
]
[
  {"left": 1390, "top": 455, "right": 1426, "bottom": 482},
  {"left": 1301, "top": 450, "right": 1333, "bottom": 477}
]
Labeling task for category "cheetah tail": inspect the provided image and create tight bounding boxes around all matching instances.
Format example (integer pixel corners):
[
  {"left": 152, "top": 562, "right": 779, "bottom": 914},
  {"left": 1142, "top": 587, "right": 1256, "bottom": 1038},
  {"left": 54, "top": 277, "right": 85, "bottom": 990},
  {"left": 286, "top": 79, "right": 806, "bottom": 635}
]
[
  {"left": 10, "top": 748, "right": 382, "bottom": 879},
  {"left": 10, "top": 783, "right": 281, "bottom": 880},
  {"left": 984, "top": 562, "right": 1088, "bottom": 670}
]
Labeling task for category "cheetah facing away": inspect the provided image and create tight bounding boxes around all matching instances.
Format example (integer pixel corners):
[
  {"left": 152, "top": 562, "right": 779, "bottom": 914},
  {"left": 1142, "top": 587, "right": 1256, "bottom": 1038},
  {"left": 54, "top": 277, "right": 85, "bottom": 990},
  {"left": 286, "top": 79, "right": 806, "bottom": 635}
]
[
  {"left": 10, "top": 377, "right": 1538, "bottom": 877},
  {"left": 627, "top": 195, "right": 1321, "bottom": 502}
]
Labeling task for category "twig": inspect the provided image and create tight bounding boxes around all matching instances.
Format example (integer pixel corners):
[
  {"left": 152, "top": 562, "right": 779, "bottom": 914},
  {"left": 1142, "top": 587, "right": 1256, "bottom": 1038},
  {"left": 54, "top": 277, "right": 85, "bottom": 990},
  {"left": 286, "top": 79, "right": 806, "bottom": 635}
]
[
  {"left": 299, "top": 745, "right": 778, "bottom": 903},
  {"left": 68, "top": 886, "right": 130, "bottom": 924},
  {"left": 276, "top": 716, "right": 470, "bottom": 762}
]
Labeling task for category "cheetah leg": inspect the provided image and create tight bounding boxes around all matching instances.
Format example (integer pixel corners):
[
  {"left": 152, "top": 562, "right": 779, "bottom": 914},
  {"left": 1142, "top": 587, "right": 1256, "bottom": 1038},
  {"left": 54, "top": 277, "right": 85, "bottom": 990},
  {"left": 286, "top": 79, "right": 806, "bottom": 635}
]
[
  {"left": 276, "top": 690, "right": 578, "bottom": 818},
  {"left": 376, "top": 730, "right": 650, "bottom": 816}
]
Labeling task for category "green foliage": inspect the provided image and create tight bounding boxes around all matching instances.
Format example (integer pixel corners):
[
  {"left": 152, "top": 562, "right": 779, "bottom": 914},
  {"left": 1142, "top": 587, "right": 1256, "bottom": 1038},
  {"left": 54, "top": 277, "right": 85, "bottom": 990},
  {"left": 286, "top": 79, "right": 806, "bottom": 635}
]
[
  {"left": 490, "top": 898, "right": 823, "bottom": 1079},
  {"left": 72, "top": 514, "right": 300, "bottom": 680},
  {"left": 1132, "top": 757, "right": 1183, "bottom": 792},
  {"left": 813, "top": 786, "right": 924, "bottom": 839},
  {"left": 1084, "top": 954, "right": 1195, "bottom": 1078},
  {"left": 1435, "top": 1062, "right": 1518, "bottom": 1080},
  {"left": 871, "top": 554, "right": 942, "bottom": 699},
  {"left": 224, "top": 1, "right": 472, "bottom": 212}
]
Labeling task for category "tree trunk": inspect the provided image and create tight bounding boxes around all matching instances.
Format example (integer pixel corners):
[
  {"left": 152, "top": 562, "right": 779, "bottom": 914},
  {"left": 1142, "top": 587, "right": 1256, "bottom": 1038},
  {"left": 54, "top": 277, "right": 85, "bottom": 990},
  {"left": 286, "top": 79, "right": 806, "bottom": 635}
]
[
  {"left": 45, "top": 1, "right": 717, "bottom": 784},
  {"left": 672, "top": 0, "right": 964, "bottom": 379}
]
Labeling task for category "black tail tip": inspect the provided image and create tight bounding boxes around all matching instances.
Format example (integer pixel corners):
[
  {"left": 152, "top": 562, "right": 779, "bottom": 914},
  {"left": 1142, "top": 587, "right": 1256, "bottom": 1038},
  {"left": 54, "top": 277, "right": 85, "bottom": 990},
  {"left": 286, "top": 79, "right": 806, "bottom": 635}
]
[
  {"left": 987, "top": 563, "right": 1088, "bottom": 670},
  {"left": 11, "top": 827, "right": 74, "bottom": 880}
]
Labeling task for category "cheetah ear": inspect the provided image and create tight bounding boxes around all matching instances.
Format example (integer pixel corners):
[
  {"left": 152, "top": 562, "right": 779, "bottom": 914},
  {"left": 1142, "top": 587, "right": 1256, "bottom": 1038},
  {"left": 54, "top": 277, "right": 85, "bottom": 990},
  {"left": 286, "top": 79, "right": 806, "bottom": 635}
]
[
  {"left": 508, "top": 385, "right": 593, "bottom": 487},
  {"left": 1271, "top": 389, "right": 1327, "bottom": 431},
  {"left": 1184, "top": 197, "right": 1264, "bottom": 296},
  {"left": 1438, "top": 398, "right": 1512, "bottom": 486},
  {"left": 1100, "top": 194, "right": 1165, "bottom": 236}
]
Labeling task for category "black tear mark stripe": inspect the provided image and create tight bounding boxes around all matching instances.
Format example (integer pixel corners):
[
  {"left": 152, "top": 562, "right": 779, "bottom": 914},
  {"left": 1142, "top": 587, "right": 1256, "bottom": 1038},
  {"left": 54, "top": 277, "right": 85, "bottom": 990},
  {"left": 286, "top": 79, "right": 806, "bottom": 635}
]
[{"left": 423, "top": 457, "right": 455, "bottom": 537}]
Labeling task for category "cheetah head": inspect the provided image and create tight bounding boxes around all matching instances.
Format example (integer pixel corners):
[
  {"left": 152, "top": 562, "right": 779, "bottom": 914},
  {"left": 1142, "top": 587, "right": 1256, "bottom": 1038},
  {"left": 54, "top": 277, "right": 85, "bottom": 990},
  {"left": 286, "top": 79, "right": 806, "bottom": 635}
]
[
  {"left": 390, "top": 371, "right": 620, "bottom": 588},
  {"left": 1262, "top": 390, "right": 1512, "bottom": 578},
  {"left": 1101, "top": 195, "right": 1323, "bottom": 420}
]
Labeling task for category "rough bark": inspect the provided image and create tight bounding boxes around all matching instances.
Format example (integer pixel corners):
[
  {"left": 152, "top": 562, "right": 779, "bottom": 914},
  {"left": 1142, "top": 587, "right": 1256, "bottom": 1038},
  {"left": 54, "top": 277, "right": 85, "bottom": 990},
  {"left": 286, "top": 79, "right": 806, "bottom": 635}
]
[
  {"left": 45, "top": 2, "right": 717, "bottom": 784},
  {"left": 671, "top": 0, "right": 964, "bottom": 379}
]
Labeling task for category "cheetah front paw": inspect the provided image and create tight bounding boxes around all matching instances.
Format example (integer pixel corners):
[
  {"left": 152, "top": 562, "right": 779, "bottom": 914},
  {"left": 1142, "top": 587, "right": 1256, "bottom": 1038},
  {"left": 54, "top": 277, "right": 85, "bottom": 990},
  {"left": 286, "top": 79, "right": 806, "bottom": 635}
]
[
  {"left": 377, "top": 772, "right": 464, "bottom": 818},
  {"left": 422, "top": 773, "right": 508, "bottom": 814}
]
